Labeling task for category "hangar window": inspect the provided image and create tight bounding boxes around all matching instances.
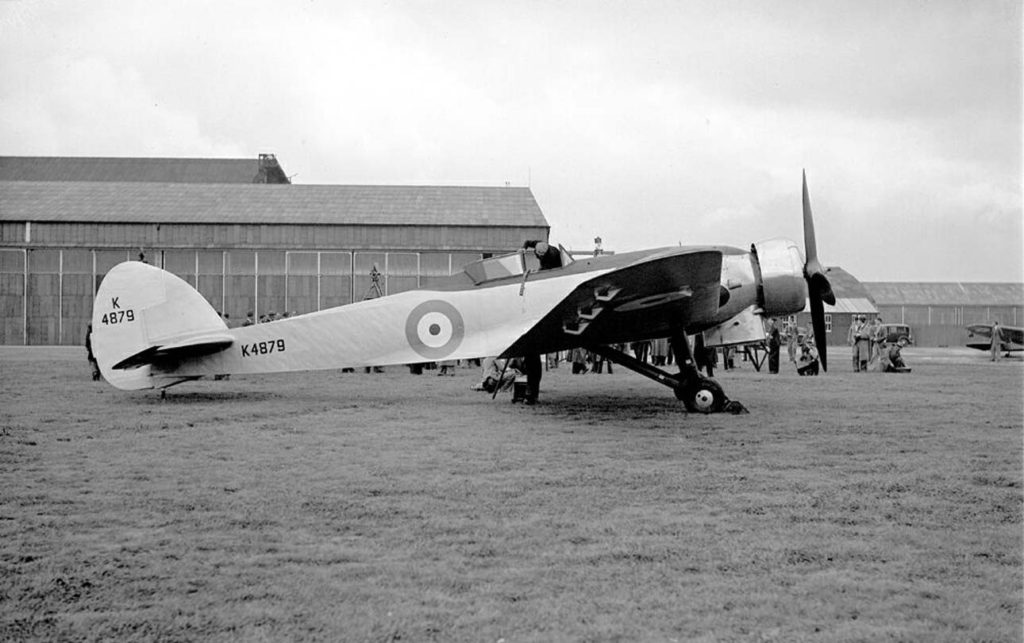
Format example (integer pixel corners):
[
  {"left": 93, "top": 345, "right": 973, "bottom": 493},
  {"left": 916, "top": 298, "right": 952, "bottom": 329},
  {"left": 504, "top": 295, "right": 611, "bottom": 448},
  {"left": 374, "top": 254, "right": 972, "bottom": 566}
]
[
  {"left": 198, "top": 251, "right": 224, "bottom": 275},
  {"left": 164, "top": 250, "right": 198, "bottom": 286},
  {"left": 94, "top": 250, "right": 131, "bottom": 292},
  {"left": 824, "top": 314, "right": 832, "bottom": 333},
  {"left": 61, "top": 249, "right": 92, "bottom": 275},
  {"left": 354, "top": 252, "right": 386, "bottom": 299},
  {"left": 420, "top": 253, "right": 452, "bottom": 279},
  {"left": 387, "top": 253, "right": 420, "bottom": 295},
  {"left": 226, "top": 250, "right": 255, "bottom": 276},
  {"left": 286, "top": 252, "right": 318, "bottom": 276},
  {"left": 0, "top": 248, "right": 25, "bottom": 274},
  {"left": 320, "top": 252, "right": 353, "bottom": 308}
]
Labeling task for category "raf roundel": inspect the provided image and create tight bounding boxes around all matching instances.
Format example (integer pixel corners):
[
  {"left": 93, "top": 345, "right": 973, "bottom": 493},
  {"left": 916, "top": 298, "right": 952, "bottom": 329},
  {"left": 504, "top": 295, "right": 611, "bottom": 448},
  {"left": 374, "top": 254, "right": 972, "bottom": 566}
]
[{"left": 405, "top": 300, "right": 465, "bottom": 360}]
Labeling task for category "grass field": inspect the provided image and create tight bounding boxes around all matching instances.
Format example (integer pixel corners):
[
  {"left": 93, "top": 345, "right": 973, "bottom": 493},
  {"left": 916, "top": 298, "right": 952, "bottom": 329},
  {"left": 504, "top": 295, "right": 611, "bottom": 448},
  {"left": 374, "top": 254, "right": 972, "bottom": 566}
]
[{"left": 1, "top": 346, "right": 1021, "bottom": 642}]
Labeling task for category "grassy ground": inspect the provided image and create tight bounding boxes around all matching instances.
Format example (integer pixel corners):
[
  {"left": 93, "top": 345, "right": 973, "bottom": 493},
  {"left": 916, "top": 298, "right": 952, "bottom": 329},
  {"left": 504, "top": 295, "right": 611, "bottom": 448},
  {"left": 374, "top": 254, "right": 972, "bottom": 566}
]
[{"left": 1, "top": 346, "right": 1021, "bottom": 642}]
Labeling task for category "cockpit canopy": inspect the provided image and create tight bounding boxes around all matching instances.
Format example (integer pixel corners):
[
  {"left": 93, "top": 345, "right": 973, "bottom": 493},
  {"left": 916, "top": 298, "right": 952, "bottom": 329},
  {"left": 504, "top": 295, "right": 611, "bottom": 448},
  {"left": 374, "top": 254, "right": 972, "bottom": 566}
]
[{"left": 462, "top": 245, "right": 575, "bottom": 285}]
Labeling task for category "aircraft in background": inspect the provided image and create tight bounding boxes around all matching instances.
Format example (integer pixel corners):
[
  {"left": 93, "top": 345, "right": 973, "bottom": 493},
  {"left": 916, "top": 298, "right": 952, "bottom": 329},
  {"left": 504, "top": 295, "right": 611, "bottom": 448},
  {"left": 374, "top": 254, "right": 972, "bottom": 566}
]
[
  {"left": 966, "top": 323, "right": 1023, "bottom": 355},
  {"left": 90, "top": 171, "right": 835, "bottom": 413}
]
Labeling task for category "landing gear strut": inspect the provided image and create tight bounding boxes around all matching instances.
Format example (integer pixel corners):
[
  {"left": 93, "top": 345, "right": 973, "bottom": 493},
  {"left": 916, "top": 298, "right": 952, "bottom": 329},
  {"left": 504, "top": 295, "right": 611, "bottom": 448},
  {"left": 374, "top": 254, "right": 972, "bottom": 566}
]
[{"left": 586, "top": 332, "right": 748, "bottom": 414}]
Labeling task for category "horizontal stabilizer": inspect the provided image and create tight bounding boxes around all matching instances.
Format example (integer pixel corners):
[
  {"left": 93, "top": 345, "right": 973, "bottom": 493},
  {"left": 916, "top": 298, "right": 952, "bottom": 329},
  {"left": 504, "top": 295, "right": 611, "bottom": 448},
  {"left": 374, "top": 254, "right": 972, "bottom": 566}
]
[{"left": 112, "top": 334, "right": 235, "bottom": 370}]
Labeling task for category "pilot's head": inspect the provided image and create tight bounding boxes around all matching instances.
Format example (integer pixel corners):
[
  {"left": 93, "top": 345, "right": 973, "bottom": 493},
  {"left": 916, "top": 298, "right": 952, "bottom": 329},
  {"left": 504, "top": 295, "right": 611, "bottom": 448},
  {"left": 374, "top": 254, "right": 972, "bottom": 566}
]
[{"left": 534, "top": 241, "right": 549, "bottom": 257}]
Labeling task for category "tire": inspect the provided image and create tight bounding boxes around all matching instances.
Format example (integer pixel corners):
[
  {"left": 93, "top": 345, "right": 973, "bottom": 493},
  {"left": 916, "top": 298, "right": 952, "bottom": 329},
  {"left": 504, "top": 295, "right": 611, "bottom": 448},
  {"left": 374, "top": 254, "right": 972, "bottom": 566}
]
[{"left": 674, "top": 377, "right": 725, "bottom": 413}]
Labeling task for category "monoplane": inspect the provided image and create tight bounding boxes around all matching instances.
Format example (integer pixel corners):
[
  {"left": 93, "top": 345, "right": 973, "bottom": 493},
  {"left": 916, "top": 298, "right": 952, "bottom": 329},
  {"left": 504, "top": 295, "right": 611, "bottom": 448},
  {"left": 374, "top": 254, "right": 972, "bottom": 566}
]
[
  {"left": 90, "top": 172, "right": 835, "bottom": 413},
  {"left": 966, "top": 323, "right": 1023, "bottom": 355}
]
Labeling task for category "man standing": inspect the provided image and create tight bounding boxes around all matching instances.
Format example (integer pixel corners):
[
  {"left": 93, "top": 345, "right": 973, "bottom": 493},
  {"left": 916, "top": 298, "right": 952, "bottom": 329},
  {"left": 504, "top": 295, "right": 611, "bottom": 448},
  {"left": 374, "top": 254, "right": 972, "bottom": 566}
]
[
  {"left": 991, "top": 321, "right": 1004, "bottom": 362},
  {"left": 868, "top": 316, "right": 885, "bottom": 370},
  {"left": 848, "top": 315, "right": 863, "bottom": 372},
  {"left": 767, "top": 318, "right": 781, "bottom": 374},
  {"left": 85, "top": 324, "right": 100, "bottom": 381},
  {"left": 786, "top": 322, "right": 798, "bottom": 365},
  {"left": 855, "top": 315, "right": 872, "bottom": 372}
]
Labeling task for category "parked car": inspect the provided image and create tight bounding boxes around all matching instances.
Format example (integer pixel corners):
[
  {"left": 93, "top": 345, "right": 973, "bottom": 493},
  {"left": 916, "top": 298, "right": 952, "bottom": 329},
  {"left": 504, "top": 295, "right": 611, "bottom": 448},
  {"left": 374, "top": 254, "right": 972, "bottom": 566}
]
[{"left": 880, "top": 323, "right": 913, "bottom": 345}]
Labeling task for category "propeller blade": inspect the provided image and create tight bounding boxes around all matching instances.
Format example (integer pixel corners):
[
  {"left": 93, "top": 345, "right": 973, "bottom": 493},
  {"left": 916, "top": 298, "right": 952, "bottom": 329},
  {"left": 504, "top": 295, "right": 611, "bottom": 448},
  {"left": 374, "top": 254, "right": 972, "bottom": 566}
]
[
  {"left": 809, "top": 289, "right": 828, "bottom": 372},
  {"left": 809, "top": 272, "right": 835, "bottom": 306},
  {"left": 802, "top": 170, "right": 835, "bottom": 304},
  {"left": 802, "top": 170, "right": 817, "bottom": 267},
  {"left": 802, "top": 169, "right": 833, "bottom": 372}
]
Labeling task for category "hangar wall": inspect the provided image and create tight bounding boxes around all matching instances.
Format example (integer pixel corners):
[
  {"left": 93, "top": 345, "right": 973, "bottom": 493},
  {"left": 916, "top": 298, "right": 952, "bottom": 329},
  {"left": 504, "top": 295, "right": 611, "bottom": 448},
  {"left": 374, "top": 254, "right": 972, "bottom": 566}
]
[
  {"left": 866, "top": 282, "right": 1023, "bottom": 348},
  {"left": 874, "top": 303, "right": 1021, "bottom": 347},
  {"left": 0, "top": 244, "right": 523, "bottom": 346},
  {"left": 0, "top": 156, "right": 550, "bottom": 346}
]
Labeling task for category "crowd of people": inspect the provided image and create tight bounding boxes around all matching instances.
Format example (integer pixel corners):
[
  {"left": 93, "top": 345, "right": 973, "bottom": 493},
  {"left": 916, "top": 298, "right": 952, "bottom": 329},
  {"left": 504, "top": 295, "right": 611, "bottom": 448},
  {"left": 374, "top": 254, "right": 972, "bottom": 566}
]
[
  {"left": 847, "top": 315, "right": 909, "bottom": 373},
  {"left": 764, "top": 315, "right": 915, "bottom": 376}
]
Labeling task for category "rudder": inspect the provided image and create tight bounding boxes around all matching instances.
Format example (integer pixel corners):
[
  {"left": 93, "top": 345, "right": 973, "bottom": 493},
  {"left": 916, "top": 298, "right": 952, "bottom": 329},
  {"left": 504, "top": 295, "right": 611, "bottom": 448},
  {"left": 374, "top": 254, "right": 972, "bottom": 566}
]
[{"left": 92, "top": 261, "right": 228, "bottom": 390}]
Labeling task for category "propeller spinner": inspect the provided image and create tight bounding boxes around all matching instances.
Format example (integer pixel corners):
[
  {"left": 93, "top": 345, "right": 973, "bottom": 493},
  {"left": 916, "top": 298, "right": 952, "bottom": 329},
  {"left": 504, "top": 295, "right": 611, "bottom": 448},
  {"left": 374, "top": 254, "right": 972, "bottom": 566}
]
[{"left": 802, "top": 170, "right": 835, "bottom": 371}]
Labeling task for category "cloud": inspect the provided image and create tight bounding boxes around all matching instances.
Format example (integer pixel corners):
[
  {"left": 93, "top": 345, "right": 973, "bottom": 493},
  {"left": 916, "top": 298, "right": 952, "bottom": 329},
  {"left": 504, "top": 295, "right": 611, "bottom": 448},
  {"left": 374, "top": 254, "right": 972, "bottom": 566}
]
[{"left": 0, "top": 0, "right": 1019, "bottom": 282}]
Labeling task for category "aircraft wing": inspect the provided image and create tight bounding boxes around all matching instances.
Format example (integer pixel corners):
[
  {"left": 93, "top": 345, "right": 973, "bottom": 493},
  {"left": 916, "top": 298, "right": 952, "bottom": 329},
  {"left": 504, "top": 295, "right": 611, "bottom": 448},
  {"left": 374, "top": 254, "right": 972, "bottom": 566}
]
[
  {"left": 967, "top": 324, "right": 993, "bottom": 341},
  {"left": 967, "top": 324, "right": 1024, "bottom": 351},
  {"left": 1006, "top": 326, "right": 1024, "bottom": 347},
  {"left": 502, "top": 248, "right": 723, "bottom": 356}
]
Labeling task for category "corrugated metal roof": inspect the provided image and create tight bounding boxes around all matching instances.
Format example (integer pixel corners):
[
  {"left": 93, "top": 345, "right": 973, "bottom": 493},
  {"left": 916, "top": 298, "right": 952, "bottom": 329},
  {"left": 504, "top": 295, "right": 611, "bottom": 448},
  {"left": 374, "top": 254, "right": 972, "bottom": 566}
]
[
  {"left": 864, "top": 282, "right": 1024, "bottom": 306},
  {"left": 0, "top": 156, "right": 284, "bottom": 184},
  {"left": 802, "top": 297, "right": 878, "bottom": 314},
  {"left": 0, "top": 181, "right": 549, "bottom": 228},
  {"left": 822, "top": 266, "right": 873, "bottom": 300}
]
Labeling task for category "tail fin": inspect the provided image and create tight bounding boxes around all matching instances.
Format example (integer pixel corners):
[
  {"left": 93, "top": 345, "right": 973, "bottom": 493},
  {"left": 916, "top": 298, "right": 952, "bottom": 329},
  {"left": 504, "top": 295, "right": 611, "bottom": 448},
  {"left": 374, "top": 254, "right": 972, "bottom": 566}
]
[{"left": 92, "top": 262, "right": 231, "bottom": 390}]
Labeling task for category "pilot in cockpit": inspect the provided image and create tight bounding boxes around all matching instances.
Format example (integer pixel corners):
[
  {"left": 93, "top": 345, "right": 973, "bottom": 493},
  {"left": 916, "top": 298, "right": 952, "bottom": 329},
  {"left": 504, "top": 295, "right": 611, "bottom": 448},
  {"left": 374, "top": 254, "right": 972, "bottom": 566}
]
[{"left": 522, "top": 240, "right": 564, "bottom": 270}]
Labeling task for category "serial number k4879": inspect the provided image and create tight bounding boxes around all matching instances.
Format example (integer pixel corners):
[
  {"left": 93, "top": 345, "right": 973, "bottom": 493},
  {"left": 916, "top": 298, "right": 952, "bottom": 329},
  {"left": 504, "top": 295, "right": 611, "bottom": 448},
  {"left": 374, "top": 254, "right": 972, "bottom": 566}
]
[
  {"left": 100, "top": 309, "right": 135, "bottom": 325},
  {"left": 241, "top": 339, "right": 286, "bottom": 357}
]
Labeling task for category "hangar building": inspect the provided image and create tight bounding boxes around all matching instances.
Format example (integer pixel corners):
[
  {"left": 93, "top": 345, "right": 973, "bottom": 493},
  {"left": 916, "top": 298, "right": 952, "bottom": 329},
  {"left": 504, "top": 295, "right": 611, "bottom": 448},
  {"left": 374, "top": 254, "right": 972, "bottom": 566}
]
[
  {"left": 0, "top": 155, "right": 549, "bottom": 345},
  {"left": 863, "top": 282, "right": 1023, "bottom": 347},
  {"left": 789, "top": 274, "right": 1023, "bottom": 349}
]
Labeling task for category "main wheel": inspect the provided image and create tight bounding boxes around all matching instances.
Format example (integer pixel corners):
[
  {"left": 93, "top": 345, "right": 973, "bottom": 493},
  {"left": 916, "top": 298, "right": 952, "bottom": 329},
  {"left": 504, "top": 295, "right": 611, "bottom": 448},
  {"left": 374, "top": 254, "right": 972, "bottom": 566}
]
[{"left": 674, "top": 377, "right": 725, "bottom": 413}]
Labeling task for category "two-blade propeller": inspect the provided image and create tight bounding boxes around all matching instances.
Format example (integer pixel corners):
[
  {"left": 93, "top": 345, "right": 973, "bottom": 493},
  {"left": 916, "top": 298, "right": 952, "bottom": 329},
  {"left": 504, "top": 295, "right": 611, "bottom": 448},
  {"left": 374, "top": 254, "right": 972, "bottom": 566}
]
[{"left": 802, "top": 170, "right": 835, "bottom": 371}]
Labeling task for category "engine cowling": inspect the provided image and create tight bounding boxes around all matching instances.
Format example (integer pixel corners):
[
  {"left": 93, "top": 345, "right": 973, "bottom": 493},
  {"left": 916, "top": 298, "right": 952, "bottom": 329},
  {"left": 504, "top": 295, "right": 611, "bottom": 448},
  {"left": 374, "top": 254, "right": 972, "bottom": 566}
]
[{"left": 751, "top": 238, "right": 807, "bottom": 316}]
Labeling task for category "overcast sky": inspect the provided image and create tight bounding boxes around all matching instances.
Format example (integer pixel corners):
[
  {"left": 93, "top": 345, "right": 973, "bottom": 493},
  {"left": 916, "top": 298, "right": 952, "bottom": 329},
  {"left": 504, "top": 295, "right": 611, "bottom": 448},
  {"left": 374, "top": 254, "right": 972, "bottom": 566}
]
[{"left": 1, "top": 0, "right": 1020, "bottom": 282}]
